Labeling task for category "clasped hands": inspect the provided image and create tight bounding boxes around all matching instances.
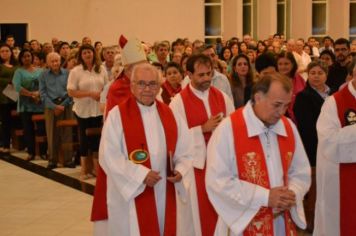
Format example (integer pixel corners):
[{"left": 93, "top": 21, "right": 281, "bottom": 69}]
[
  {"left": 143, "top": 170, "right": 182, "bottom": 187},
  {"left": 268, "top": 186, "right": 296, "bottom": 212}
]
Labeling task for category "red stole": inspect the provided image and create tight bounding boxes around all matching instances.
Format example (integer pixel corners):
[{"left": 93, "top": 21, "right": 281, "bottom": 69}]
[
  {"left": 180, "top": 85, "right": 226, "bottom": 236},
  {"left": 180, "top": 85, "right": 226, "bottom": 143},
  {"left": 118, "top": 96, "right": 177, "bottom": 236},
  {"left": 334, "top": 85, "right": 356, "bottom": 236},
  {"left": 161, "top": 81, "right": 181, "bottom": 105},
  {"left": 91, "top": 72, "right": 132, "bottom": 222},
  {"left": 230, "top": 108, "right": 297, "bottom": 236},
  {"left": 105, "top": 72, "right": 132, "bottom": 117}
]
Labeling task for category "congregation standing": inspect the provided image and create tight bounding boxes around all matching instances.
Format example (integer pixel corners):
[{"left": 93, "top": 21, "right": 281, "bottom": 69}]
[{"left": 0, "top": 33, "right": 355, "bottom": 236}]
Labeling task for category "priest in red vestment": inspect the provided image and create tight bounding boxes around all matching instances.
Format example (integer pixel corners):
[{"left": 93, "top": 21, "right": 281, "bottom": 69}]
[
  {"left": 170, "top": 54, "right": 235, "bottom": 236},
  {"left": 91, "top": 35, "right": 147, "bottom": 235}
]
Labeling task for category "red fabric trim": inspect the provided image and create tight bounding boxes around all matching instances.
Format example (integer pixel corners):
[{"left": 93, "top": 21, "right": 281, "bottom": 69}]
[
  {"left": 91, "top": 72, "right": 132, "bottom": 222},
  {"left": 119, "top": 96, "right": 177, "bottom": 235},
  {"left": 180, "top": 85, "right": 227, "bottom": 236},
  {"left": 180, "top": 85, "right": 226, "bottom": 143},
  {"left": 230, "top": 108, "right": 296, "bottom": 235},
  {"left": 334, "top": 85, "right": 356, "bottom": 236},
  {"left": 119, "top": 35, "right": 128, "bottom": 48}
]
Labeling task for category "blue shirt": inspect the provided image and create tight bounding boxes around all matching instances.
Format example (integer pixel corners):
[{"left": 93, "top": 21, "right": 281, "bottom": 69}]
[{"left": 39, "top": 68, "right": 72, "bottom": 109}]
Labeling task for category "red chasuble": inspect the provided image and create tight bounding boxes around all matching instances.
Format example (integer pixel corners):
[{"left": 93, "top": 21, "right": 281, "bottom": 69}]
[
  {"left": 180, "top": 85, "right": 226, "bottom": 236},
  {"left": 334, "top": 85, "right": 356, "bottom": 236},
  {"left": 91, "top": 72, "right": 132, "bottom": 222},
  {"left": 230, "top": 108, "right": 297, "bottom": 236}
]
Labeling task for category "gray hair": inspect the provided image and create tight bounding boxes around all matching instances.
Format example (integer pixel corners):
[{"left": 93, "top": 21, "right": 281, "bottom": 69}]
[
  {"left": 46, "top": 52, "right": 61, "bottom": 63},
  {"left": 130, "top": 62, "right": 162, "bottom": 84}
]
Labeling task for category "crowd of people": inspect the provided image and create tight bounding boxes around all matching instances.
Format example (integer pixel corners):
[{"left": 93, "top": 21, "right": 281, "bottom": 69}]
[{"left": 0, "top": 33, "right": 355, "bottom": 236}]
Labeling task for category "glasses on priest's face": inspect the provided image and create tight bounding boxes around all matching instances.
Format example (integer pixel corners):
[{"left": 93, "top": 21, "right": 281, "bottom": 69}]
[{"left": 133, "top": 80, "right": 160, "bottom": 90}]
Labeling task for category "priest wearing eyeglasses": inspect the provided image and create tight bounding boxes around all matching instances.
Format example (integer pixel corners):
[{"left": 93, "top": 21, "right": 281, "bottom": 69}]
[{"left": 98, "top": 62, "right": 193, "bottom": 236}]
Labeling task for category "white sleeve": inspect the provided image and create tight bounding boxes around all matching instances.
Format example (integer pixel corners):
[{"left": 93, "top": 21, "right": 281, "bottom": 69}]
[
  {"left": 205, "top": 118, "right": 270, "bottom": 235},
  {"left": 170, "top": 95, "right": 206, "bottom": 169},
  {"left": 317, "top": 96, "right": 356, "bottom": 163},
  {"left": 287, "top": 119, "right": 312, "bottom": 229},
  {"left": 99, "top": 107, "right": 150, "bottom": 202},
  {"left": 67, "top": 67, "right": 78, "bottom": 91},
  {"left": 222, "top": 92, "right": 235, "bottom": 115}
]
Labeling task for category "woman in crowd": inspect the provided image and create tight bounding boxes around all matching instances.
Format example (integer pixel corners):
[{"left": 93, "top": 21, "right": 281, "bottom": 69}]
[
  {"left": 239, "top": 41, "right": 248, "bottom": 55},
  {"left": 219, "top": 46, "right": 232, "bottom": 64},
  {"left": 256, "top": 40, "right": 267, "bottom": 56},
  {"left": 161, "top": 62, "right": 183, "bottom": 104},
  {"left": 12, "top": 49, "right": 46, "bottom": 160},
  {"left": 67, "top": 44, "right": 108, "bottom": 180},
  {"left": 229, "top": 42, "right": 239, "bottom": 58},
  {"left": 0, "top": 44, "right": 18, "bottom": 153},
  {"left": 229, "top": 54, "right": 255, "bottom": 109},
  {"left": 293, "top": 61, "right": 333, "bottom": 232},
  {"left": 276, "top": 51, "right": 305, "bottom": 122}
]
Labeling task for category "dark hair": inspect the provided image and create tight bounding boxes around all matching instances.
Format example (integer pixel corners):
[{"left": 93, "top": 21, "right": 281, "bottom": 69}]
[
  {"left": 58, "top": 41, "right": 70, "bottom": 51},
  {"left": 219, "top": 46, "right": 232, "bottom": 61},
  {"left": 164, "top": 61, "right": 184, "bottom": 76},
  {"left": 319, "top": 49, "right": 336, "bottom": 64},
  {"left": 5, "top": 35, "right": 14, "bottom": 40},
  {"left": 251, "top": 73, "right": 292, "bottom": 103},
  {"left": 94, "top": 41, "right": 102, "bottom": 48},
  {"left": 276, "top": 51, "right": 298, "bottom": 78},
  {"left": 256, "top": 40, "right": 267, "bottom": 54},
  {"left": 230, "top": 54, "right": 254, "bottom": 87},
  {"left": 255, "top": 52, "right": 277, "bottom": 73},
  {"left": 307, "top": 61, "right": 329, "bottom": 75},
  {"left": 334, "top": 38, "right": 350, "bottom": 49},
  {"left": 322, "top": 36, "right": 333, "bottom": 43},
  {"left": 77, "top": 44, "right": 101, "bottom": 73},
  {"left": 18, "top": 49, "right": 33, "bottom": 66},
  {"left": 151, "top": 62, "right": 164, "bottom": 71},
  {"left": 0, "top": 44, "right": 18, "bottom": 66},
  {"left": 186, "top": 54, "right": 213, "bottom": 74}
]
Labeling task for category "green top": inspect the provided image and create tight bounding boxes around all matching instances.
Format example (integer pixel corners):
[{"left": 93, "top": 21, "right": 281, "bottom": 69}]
[
  {"left": 12, "top": 67, "right": 44, "bottom": 112},
  {"left": 0, "top": 64, "right": 17, "bottom": 104}
]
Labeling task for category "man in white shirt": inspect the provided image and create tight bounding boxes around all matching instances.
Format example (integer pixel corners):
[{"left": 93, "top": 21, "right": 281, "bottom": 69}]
[
  {"left": 170, "top": 54, "right": 234, "bottom": 236},
  {"left": 99, "top": 63, "right": 193, "bottom": 236},
  {"left": 206, "top": 73, "right": 311, "bottom": 236}
]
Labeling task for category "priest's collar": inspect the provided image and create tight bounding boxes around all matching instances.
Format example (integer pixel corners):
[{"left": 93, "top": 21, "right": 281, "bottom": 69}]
[
  {"left": 243, "top": 101, "right": 287, "bottom": 138},
  {"left": 137, "top": 100, "right": 156, "bottom": 112}
]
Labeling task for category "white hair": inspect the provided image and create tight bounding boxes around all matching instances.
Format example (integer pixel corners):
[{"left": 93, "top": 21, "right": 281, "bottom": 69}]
[
  {"left": 130, "top": 62, "right": 162, "bottom": 84},
  {"left": 46, "top": 52, "right": 61, "bottom": 63}
]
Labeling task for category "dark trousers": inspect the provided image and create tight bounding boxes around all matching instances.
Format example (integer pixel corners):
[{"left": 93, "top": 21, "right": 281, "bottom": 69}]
[
  {"left": 75, "top": 114, "right": 102, "bottom": 157},
  {"left": 0, "top": 103, "right": 17, "bottom": 148},
  {"left": 45, "top": 105, "right": 74, "bottom": 164},
  {"left": 20, "top": 111, "right": 46, "bottom": 156}
]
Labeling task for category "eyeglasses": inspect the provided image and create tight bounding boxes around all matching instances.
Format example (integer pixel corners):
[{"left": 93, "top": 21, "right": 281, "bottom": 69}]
[{"left": 134, "top": 80, "right": 160, "bottom": 90}]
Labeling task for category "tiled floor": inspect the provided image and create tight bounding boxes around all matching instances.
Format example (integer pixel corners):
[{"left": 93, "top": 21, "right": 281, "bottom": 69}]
[{"left": 0, "top": 159, "right": 94, "bottom": 236}]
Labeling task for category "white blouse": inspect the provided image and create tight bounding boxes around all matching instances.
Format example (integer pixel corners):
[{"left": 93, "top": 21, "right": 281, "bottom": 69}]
[{"left": 67, "top": 64, "right": 108, "bottom": 118}]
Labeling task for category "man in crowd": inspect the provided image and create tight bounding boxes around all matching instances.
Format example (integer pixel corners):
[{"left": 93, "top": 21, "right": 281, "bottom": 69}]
[
  {"left": 101, "top": 46, "right": 117, "bottom": 80},
  {"left": 201, "top": 45, "right": 234, "bottom": 101},
  {"left": 326, "top": 38, "right": 351, "bottom": 91},
  {"left": 206, "top": 73, "right": 311, "bottom": 236},
  {"left": 154, "top": 41, "right": 170, "bottom": 67},
  {"left": 170, "top": 54, "right": 235, "bottom": 236},
  {"left": 314, "top": 66, "right": 356, "bottom": 236},
  {"left": 38, "top": 52, "right": 74, "bottom": 169},
  {"left": 5, "top": 35, "right": 15, "bottom": 48},
  {"left": 98, "top": 63, "right": 192, "bottom": 235}
]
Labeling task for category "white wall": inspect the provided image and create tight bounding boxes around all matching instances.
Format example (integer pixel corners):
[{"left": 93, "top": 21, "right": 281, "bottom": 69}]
[{"left": 1, "top": 0, "right": 204, "bottom": 45}]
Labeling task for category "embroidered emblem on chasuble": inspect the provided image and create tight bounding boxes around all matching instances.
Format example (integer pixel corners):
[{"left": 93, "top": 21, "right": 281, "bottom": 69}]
[{"left": 230, "top": 108, "right": 297, "bottom": 236}]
